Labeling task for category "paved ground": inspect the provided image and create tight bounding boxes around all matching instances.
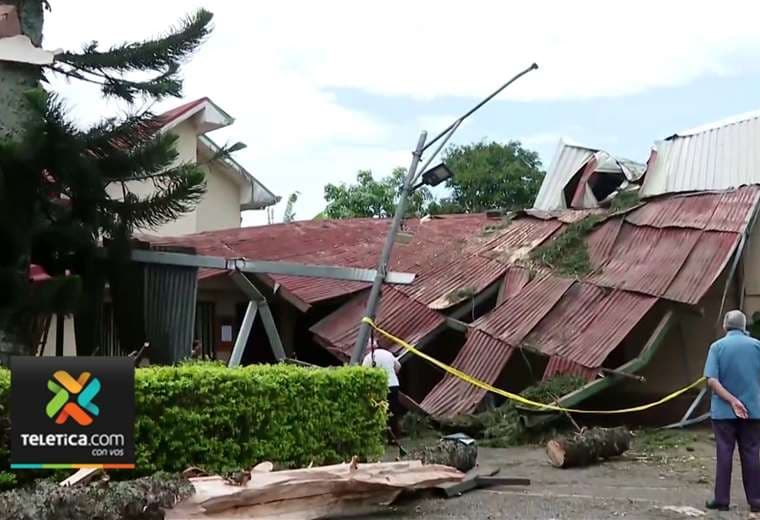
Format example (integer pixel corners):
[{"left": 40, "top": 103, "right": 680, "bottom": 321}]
[{"left": 356, "top": 428, "right": 760, "bottom": 520}]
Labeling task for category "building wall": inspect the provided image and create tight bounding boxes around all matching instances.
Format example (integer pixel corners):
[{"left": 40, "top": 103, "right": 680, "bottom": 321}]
[
  {"left": 195, "top": 162, "right": 242, "bottom": 232},
  {"left": 742, "top": 217, "right": 760, "bottom": 320},
  {"left": 104, "top": 119, "right": 201, "bottom": 237}
]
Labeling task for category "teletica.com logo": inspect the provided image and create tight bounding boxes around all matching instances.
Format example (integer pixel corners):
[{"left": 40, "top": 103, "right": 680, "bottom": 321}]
[{"left": 46, "top": 370, "right": 101, "bottom": 426}]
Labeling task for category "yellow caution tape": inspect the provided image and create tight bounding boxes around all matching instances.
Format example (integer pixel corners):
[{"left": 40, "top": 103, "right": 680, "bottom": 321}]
[{"left": 362, "top": 317, "right": 706, "bottom": 415}]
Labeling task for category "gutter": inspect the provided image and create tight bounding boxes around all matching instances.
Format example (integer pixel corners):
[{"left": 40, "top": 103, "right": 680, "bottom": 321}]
[{"left": 519, "top": 309, "right": 675, "bottom": 429}]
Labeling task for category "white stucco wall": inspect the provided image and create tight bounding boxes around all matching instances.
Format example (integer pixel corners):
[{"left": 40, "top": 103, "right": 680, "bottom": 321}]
[
  {"left": 105, "top": 119, "right": 201, "bottom": 237},
  {"left": 196, "top": 162, "right": 243, "bottom": 232}
]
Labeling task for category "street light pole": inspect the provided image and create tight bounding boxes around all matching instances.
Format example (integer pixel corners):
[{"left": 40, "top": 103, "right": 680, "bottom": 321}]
[
  {"left": 349, "top": 131, "right": 427, "bottom": 364},
  {"left": 349, "top": 63, "right": 539, "bottom": 365}
]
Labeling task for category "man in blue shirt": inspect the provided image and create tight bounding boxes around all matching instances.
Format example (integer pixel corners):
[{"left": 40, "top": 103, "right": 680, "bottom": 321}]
[{"left": 704, "top": 310, "right": 760, "bottom": 512}]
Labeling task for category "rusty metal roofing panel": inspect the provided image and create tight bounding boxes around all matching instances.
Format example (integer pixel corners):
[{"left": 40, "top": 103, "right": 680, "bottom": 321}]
[
  {"left": 497, "top": 266, "right": 532, "bottom": 305},
  {"left": 543, "top": 356, "right": 599, "bottom": 381},
  {"left": 475, "top": 217, "right": 563, "bottom": 264},
  {"left": 310, "top": 286, "right": 445, "bottom": 361},
  {"left": 475, "top": 274, "right": 573, "bottom": 346},
  {"left": 665, "top": 231, "right": 741, "bottom": 304},
  {"left": 154, "top": 214, "right": 491, "bottom": 306},
  {"left": 589, "top": 225, "right": 700, "bottom": 298},
  {"left": 420, "top": 330, "right": 513, "bottom": 417},
  {"left": 402, "top": 255, "right": 507, "bottom": 310},
  {"left": 626, "top": 192, "right": 720, "bottom": 230},
  {"left": 586, "top": 218, "right": 623, "bottom": 268},
  {"left": 707, "top": 186, "right": 760, "bottom": 232},
  {"left": 524, "top": 208, "right": 603, "bottom": 223},
  {"left": 522, "top": 283, "right": 608, "bottom": 356},
  {"left": 554, "top": 290, "right": 657, "bottom": 368}
]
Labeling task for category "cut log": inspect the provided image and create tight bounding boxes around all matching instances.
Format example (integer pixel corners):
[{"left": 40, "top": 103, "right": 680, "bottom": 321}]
[
  {"left": 407, "top": 435, "right": 478, "bottom": 472},
  {"left": 546, "top": 427, "right": 631, "bottom": 468}
]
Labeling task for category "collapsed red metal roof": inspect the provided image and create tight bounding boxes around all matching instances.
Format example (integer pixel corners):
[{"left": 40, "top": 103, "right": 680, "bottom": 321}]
[
  {"left": 420, "top": 186, "right": 760, "bottom": 416},
  {"left": 152, "top": 186, "right": 760, "bottom": 417}
]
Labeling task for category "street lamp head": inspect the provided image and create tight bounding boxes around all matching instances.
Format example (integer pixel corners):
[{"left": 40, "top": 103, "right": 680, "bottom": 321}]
[{"left": 420, "top": 163, "right": 454, "bottom": 187}]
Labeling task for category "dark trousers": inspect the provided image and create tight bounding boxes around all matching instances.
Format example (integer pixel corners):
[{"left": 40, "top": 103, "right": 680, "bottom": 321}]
[{"left": 713, "top": 419, "right": 760, "bottom": 506}]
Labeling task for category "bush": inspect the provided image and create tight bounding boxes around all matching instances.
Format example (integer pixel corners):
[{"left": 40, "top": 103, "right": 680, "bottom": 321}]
[{"left": 0, "top": 363, "right": 387, "bottom": 485}]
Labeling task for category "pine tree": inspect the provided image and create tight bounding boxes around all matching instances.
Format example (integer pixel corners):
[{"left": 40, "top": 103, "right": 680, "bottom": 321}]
[{"left": 0, "top": 5, "right": 214, "bottom": 360}]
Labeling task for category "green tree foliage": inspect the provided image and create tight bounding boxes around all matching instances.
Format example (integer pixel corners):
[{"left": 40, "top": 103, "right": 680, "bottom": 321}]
[
  {"left": 0, "top": 7, "right": 214, "bottom": 358},
  {"left": 438, "top": 140, "right": 544, "bottom": 213},
  {"left": 0, "top": 92, "right": 207, "bottom": 356},
  {"left": 323, "top": 168, "right": 432, "bottom": 219}
]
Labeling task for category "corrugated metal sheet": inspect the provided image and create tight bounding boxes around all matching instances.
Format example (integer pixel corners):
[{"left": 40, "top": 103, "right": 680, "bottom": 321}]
[
  {"left": 586, "top": 218, "right": 623, "bottom": 268},
  {"left": 402, "top": 255, "right": 507, "bottom": 310},
  {"left": 310, "top": 286, "right": 444, "bottom": 361},
  {"left": 664, "top": 231, "right": 740, "bottom": 304},
  {"left": 707, "top": 187, "right": 760, "bottom": 232},
  {"left": 554, "top": 290, "right": 657, "bottom": 368},
  {"left": 533, "top": 141, "right": 595, "bottom": 211},
  {"left": 474, "top": 217, "right": 563, "bottom": 263},
  {"left": 153, "top": 214, "right": 490, "bottom": 307},
  {"left": 521, "top": 283, "right": 608, "bottom": 356},
  {"left": 626, "top": 187, "right": 760, "bottom": 232},
  {"left": 420, "top": 330, "right": 513, "bottom": 417},
  {"left": 475, "top": 274, "right": 573, "bottom": 346},
  {"left": 543, "top": 356, "right": 598, "bottom": 381},
  {"left": 144, "top": 263, "right": 198, "bottom": 364},
  {"left": 590, "top": 225, "right": 701, "bottom": 298},
  {"left": 640, "top": 110, "right": 760, "bottom": 197},
  {"left": 524, "top": 208, "right": 602, "bottom": 223},
  {"left": 497, "top": 266, "right": 532, "bottom": 305}
]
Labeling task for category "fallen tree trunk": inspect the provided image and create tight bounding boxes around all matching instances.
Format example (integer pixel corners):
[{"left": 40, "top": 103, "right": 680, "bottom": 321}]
[
  {"left": 546, "top": 427, "right": 631, "bottom": 468},
  {"left": 167, "top": 459, "right": 463, "bottom": 519}
]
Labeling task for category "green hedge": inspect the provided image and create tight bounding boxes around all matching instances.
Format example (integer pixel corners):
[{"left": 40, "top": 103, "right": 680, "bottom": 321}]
[{"left": 0, "top": 363, "right": 387, "bottom": 486}]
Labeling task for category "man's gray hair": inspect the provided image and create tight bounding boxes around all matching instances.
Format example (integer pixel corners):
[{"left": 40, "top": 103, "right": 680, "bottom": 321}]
[{"left": 724, "top": 310, "right": 747, "bottom": 331}]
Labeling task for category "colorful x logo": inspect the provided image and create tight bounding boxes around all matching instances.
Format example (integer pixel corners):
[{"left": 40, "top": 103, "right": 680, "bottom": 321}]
[{"left": 46, "top": 370, "right": 100, "bottom": 426}]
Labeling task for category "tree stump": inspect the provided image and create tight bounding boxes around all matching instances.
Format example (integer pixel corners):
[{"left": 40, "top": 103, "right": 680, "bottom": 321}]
[
  {"left": 408, "top": 436, "right": 478, "bottom": 472},
  {"left": 546, "top": 427, "right": 631, "bottom": 468}
]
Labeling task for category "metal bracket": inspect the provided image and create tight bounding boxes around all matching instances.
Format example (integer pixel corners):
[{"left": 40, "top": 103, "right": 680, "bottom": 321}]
[{"left": 229, "top": 271, "right": 286, "bottom": 362}]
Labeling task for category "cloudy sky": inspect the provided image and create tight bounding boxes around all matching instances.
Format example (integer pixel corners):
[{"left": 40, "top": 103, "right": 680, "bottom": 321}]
[{"left": 43, "top": 1, "right": 760, "bottom": 226}]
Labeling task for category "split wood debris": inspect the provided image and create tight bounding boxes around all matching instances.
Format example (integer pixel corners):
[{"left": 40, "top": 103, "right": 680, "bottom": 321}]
[{"left": 166, "top": 458, "right": 464, "bottom": 519}]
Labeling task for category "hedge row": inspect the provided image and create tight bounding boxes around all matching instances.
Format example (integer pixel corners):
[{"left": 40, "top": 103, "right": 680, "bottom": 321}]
[{"left": 0, "top": 363, "right": 388, "bottom": 487}]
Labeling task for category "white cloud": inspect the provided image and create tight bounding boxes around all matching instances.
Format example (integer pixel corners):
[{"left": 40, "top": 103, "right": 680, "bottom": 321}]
[{"left": 39, "top": 1, "right": 760, "bottom": 226}]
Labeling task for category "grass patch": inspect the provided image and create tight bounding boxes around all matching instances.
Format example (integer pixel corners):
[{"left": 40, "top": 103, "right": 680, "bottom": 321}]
[
  {"left": 609, "top": 190, "right": 641, "bottom": 212},
  {"left": 633, "top": 429, "right": 699, "bottom": 454},
  {"left": 530, "top": 215, "right": 603, "bottom": 277}
]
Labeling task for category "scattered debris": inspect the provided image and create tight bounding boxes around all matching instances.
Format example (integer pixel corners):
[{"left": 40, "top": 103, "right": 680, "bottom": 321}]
[
  {"left": 434, "top": 375, "right": 587, "bottom": 447},
  {"left": 167, "top": 460, "right": 463, "bottom": 519},
  {"left": 0, "top": 472, "right": 192, "bottom": 520},
  {"left": 660, "top": 505, "right": 706, "bottom": 517},
  {"left": 435, "top": 467, "right": 530, "bottom": 498},
  {"left": 59, "top": 468, "right": 102, "bottom": 487},
  {"left": 546, "top": 427, "right": 632, "bottom": 468}
]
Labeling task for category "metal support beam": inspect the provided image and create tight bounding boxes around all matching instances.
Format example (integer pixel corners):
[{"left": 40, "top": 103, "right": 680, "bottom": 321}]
[
  {"left": 229, "top": 271, "right": 287, "bottom": 362},
  {"left": 229, "top": 301, "right": 257, "bottom": 368},
  {"left": 129, "top": 249, "right": 415, "bottom": 285}
]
